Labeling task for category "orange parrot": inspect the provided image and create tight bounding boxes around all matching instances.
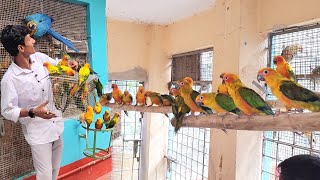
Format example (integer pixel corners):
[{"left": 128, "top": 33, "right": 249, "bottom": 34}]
[
  {"left": 220, "top": 73, "right": 274, "bottom": 116},
  {"left": 257, "top": 67, "right": 320, "bottom": 111},
  {"left": 59, "top": 65, "right": 75, "bottom": 76},
  {"left": 84, "top": 106, "right": 94, "bottom": 128},
  {"left": 58, "top": 53, "right": 70, "bottom": 66},
  {"left": 273, "top": 55, "right": 296, "bottom": 81},
  {"left": 111, "top": 84, "right": 123, "bottom": 104},
  {"left": 95, "top": 118, "right": 103, "bottom": 129},
  {"left": 135, "top": 86, "right": 146, "bottom": 106}
]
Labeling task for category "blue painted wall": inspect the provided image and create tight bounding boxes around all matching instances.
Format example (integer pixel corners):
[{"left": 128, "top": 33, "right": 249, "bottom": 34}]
[{"left": 61, "top": 0, "right": 109, "bottom": 166}]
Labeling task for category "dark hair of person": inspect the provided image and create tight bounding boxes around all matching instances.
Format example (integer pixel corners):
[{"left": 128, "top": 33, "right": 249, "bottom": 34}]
[
  {"left": 278, "top": 154, "right": 320, "bottom": 180},
  {"left": 0, "top": 25, "right": 30, "bottom": 56}
]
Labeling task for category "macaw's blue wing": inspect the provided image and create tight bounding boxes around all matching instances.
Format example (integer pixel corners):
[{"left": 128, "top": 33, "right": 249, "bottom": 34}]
[
  {"left": 47, "top": 28, "right": 79, "bottom": 52},
  {"left": 25, "top": 13, "right": 79, "bottom": 52}
]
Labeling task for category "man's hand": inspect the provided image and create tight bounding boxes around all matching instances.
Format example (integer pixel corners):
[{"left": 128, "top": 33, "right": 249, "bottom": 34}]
[
  {"left": 33, "top": 101, "right": 57, "bottom": 119},
  {"left": 68, "top": 59, "right": 79, "bottom": 71}
]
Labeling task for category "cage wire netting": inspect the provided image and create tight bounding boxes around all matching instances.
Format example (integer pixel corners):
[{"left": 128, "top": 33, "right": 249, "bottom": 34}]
[
  {"left": 0, "top": 0, "right": 88, "bottom": 179},
  {"left": 262, "top": 24, "right": 320, "bottom": 180},
  {"left": 167, "top": 49, "right": 213, "bottom": 180},
  {"left": 106, "top": 80, "right": 143, "bottom": 180}
]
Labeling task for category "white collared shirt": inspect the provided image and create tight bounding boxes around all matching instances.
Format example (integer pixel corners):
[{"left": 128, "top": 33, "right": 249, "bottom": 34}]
[{"left": 1, "top": 52, "right": 64, "bottom": 145}]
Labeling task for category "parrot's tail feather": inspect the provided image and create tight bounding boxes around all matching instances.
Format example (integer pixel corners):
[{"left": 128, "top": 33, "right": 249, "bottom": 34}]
[
  {"left": 165, "top": 113, "right": 169, "bottom": 118},
  {"left": 47, "top": 28, "right": 79, "bottom": 52},
  {"left": 174, "top": 116, "right": 183, "bottom": 133},
  {"left": 124, "top": 111, "right": 129, "bottom": 117}
]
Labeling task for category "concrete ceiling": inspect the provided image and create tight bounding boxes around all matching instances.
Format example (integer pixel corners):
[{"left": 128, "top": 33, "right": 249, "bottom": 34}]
[{"left": 106, "top": 0, "right": 214, "bottom": 25}]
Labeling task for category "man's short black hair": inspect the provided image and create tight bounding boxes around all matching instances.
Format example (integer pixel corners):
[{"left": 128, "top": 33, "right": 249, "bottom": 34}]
[
  {"left": 278, "top": 154, "right": 320, "bottom": 180},
  {"left": 0, "top": 25, "right": 30, "bottom": 56}
]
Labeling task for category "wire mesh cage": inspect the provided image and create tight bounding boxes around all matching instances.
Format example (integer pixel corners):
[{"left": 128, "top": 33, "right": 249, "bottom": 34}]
[
  {"left": 0, "top": 0, "right": 89, "bottom": 178},
  {"left": 262, "top": 24, "right": 320, "bottom": 180}
]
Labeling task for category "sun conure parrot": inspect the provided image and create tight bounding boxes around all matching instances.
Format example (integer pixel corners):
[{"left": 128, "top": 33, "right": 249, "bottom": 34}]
[
  {"left": 145, "top": 91, "right": 169, "bottom": 117},
  {"left": 161, "top": 94, "right": 175, "bottom": 106},
  {"left": 95, "top": 118, "right": 103, "bottom": 129},
  {"left": 103, "top": 110, "right": 111, "bottom": 123},
  {"left": 84, "top": 106, "right": 94, "bottom": 128},
  {"left": 169, "top": 87, "right": 190, "bottom": 133},
  {"left": 106, "top": 112, "right": 120, "bottom": 129},
  {"left": 220, "top": 73, "right": 274, "bottom": 116},
  {"left": 177, "top": 77, "right": 213, "bottom": 114},
  {"left": 78, "top": 63, "right": 90, "bottom": 86},
  {"left": 99, "top": 93, "right": 113, "bottom": 106},
  {"left": 111, "top": 84, "right": 123, "bottom": 105},
  {"left": 93, "top": 102, "right": 102, "bottom": 114},
  {"left": 273, "top": 55, "right": 296, "bottom": 81},
  {"left": 135, "top": 86, "right": 146, "bottom": 106},
  {"left": 122, "top": 90, "right": 133, "bottom": 105},
  {"left": 257, "top": 68, "right": 320, "bottom": 111},
  {"left": 58, "top": 52, "right": 71, "bottom": 66},
  {"left": 43, "top": 62, "right": 61, "bottom": 75},
  {"left": 195, "top": 92, "right": 241, "bottom": 116},
  {"left": 59, "top": 65, "right": 75, "bottom": 76},
  {"left": 281, "top": 44, "right": 303, "bottom": 63},
  {"left": 24, "top": 13, "right": 79, "bottom": 52}
]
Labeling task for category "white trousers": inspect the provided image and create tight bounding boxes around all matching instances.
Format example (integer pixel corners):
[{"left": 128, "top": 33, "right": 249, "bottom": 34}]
[{"left": 30, "top": 136, "right": 64, "bottom": 180}]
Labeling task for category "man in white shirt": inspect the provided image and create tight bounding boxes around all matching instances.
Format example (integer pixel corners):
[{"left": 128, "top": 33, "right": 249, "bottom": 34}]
[{"left": 0, "top": 25, "right": 78, "bottom": 180}]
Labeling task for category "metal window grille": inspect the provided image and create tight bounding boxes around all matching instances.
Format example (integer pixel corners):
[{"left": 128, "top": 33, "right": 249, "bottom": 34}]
[
  {"left": 0, "top": 0, "right": 88, "bottom": 179},
  {"left": 107, "top": 80, "right": 143, "bottom": 180},
  {"left": 167, "top": 49, "right": 213, "bottom": 180},
  {"left": 261, "top": 24, "right": 320, "bottom": 180}
]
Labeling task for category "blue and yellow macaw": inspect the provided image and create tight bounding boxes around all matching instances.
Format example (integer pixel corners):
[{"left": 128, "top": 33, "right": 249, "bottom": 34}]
[{"left": 24, "top": 13, "right": 79, "bottom": 52}]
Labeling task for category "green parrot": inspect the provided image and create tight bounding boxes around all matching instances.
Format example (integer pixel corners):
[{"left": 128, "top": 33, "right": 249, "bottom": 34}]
[
  {"left": 195, "top": 92, "right": 241, "bottom": 116},
  {"left": 106, "top": 112, "right": 120, "bottom": 129},
  {"left": 94, "top": 78, "right": 103, "bottom": 98},
  {"left": 170, "top": 87, "right": 190, "bottom": 133}
]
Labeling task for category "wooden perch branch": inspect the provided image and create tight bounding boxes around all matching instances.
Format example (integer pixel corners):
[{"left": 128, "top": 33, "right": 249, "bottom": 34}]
[
  {"left": 104, "top": 103, "right": 172, "bottom": 114},
  {"left": 173, "top": 112, "right": 320, "bottom": 131},
  {"left": 104, "top": 102, "right": 320, "bottom": 131}
]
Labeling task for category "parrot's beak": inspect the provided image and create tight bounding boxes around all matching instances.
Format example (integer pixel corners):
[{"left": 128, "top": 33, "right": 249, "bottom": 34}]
[
  {"left": 257, "top": 73, "right": 265, "bottom": 82},
  {"left": 273, "top": 60, "right": 277, "bottom": 65},
  {"left": 222, "top": 80, "right": 226, "bottom": 85},
  {"left": 196, "top": 102, "right": 204, "bottom": 106}
]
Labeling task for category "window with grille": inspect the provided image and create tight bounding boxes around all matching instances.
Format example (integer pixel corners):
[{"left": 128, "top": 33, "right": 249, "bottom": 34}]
[
  {"left": 261, "top": 24, "right": 320, "bottom": 180},
  {"left": 107, "top": 80, "right": 143, "bottom": 180},
  {"left": 167, "top": 48, "right": 213, "bottom": 180}
]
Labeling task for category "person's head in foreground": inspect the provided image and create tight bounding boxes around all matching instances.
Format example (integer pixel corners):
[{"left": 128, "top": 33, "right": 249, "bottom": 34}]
[{"left": 277, "top": 154, "right": 320, "bottom": 180}]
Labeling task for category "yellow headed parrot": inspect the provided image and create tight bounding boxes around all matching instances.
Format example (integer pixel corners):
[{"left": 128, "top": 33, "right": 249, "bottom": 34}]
[
  {"left": 95, "top": 118, "right": 103, "bottom": 130},
  {"left": 106, "top": 112, "right": 120, "bottom": 129},
  {"left": 273, "top": 55, "right": 296, "bottom": 81},
  {"left": 99, "top": 93, "right": 113, "bottom": 106},
  {"left": 111, "top": 84, "right": 123, "bottom": 104},
  {"left": 135, "top": 86, "right": 146, "bottom": 106},
  {"left": 170, "top": 87, "right": 190, "bottom": 133},
  {"left": 220, "top": 73, "right": 274, "bottom": 116},
  {"left": 43, "top": 62, "right": 61, "bottom": 75},
  {"left": 84, "top": 106, "right": 94, "bottom": 128},
  {"left": 195, "top": 92, "right": 241, "bottom": 115},
  {"left": 59, "top": 65, "right": 75, "bottom": 76},
  {"left": 177, "top": 77, "right": 213, "bottom": 114},
  {"left": 94, "top": 102, "right": 102, "bottom": 114},
  {"left": 78, "top": 63, "right": 90, "bottom": 86},
  {"left": 257, "top": 68, "right": 320, "bottom": 111}
]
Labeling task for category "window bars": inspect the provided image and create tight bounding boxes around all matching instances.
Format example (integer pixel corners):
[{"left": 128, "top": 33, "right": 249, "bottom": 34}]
[
  {"left": 167, "top": 49, "right": 213, "bottom": 180},
  {"left": 262, "top": 24, "right": 320, "bottom": 180}
]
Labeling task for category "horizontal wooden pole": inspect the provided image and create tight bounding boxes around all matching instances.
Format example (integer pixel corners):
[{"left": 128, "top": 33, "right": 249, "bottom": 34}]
[
  {"left": 174, "top": 112, "right": 320, "bottom": 131},
  {"left": 104, "top": 103, "right": 172, "bottom": 114}
]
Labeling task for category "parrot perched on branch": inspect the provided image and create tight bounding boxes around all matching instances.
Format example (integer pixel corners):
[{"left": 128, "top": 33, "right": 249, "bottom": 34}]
[
  {"left": 95, "top": 118, "right": 103, "bottom": 129},
  {"left": 177, "top": 77, "right": 213, "bottom": 114},
  {"left": 99, "top": 93, "right": 113, "bottom": 106},
  {"left": 24, "top": 13, "right": 79, "bottom": 52},
  {"left": 78, "top": 63, "right": 91, "bottom": 87},
  {"left": 170, "top": 86, "right": 190, "bottom": 133},
  {"left": 220, "top": 73, "right": 274, "bottom": 116},
  {"left": 273, "top": 55, "right": 296, "bottom": 81},
  {"left": 135, "top": 86, "right": 146, "bottom": 106},
  {"left": 257, "top": 68, "right": 320, "bottom": 111}
]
